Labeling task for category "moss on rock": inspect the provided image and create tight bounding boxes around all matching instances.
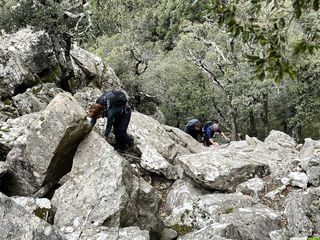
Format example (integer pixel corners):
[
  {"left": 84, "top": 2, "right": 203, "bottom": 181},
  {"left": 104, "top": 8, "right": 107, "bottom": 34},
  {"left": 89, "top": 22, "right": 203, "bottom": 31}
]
[
  {"left": 171, "top": 224, "right": 193, "bottom": 235},
  {"left": 33, "top": 207, "right": 54, "bottom": 224}
]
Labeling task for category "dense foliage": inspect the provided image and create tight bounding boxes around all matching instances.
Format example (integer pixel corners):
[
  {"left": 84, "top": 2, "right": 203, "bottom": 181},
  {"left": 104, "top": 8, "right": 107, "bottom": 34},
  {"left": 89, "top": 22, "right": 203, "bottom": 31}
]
[{"left": 0, "top": 0, "right": 319, "bottom": 141}]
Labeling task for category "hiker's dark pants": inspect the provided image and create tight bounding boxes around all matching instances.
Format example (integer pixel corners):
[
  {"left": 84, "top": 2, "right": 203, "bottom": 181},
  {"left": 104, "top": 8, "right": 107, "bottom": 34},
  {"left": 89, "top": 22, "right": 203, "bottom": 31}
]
[
  {"left": 113, "top": 106, "right": 132, "bottom": 150},
  {"left": 185, "top": 126, "right": 198, "bottom": 140}
]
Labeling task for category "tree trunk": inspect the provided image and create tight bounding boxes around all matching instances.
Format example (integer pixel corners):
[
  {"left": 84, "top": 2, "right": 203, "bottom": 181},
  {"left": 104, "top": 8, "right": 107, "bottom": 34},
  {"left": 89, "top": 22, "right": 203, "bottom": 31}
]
[
  {"left": 261, "top": 93, "right": 269, "bottom": 138},
  {"left": 228, "top": 98, "right": 238, "bottom": 140},
  {"left": 248, "top": 110, "right": 257, "bottom": 137},
  {"left": 292, "top": 126, "right": 302, "bottom": 143},
  {"left": 282, "top": 121, "right": 288, "bottom": 134},
  {"left": 50, "top": 33, "right": 74, "bottom": 93}
]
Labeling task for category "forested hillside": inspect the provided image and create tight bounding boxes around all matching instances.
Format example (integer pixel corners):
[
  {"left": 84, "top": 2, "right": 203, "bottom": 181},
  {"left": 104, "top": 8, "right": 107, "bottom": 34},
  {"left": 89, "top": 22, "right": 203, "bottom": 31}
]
[{"left": 0, "top": 0, "right": 319, "bottom": 141}]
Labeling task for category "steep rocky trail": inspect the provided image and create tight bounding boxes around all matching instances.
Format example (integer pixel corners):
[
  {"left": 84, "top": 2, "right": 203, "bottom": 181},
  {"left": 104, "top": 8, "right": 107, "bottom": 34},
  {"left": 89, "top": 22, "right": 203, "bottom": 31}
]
[{"left": 0, "top": 28, "right": 319, "bottom": 240}]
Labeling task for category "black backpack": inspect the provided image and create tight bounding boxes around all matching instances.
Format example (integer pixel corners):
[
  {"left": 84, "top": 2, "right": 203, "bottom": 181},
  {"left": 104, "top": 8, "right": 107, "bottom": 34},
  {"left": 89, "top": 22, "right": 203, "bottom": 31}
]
[
  {"left": 98, "top": 91, "right": 127, "bottom": 108},
  {"left": 111, "top": 91, "right": 127, "bottom": 106}
]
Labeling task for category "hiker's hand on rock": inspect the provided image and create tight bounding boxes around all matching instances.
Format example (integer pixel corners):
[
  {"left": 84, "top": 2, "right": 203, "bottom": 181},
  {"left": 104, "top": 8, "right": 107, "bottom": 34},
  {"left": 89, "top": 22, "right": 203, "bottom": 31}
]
[{"left": 212, "top": 142, "right": 219, "bottom": 147}]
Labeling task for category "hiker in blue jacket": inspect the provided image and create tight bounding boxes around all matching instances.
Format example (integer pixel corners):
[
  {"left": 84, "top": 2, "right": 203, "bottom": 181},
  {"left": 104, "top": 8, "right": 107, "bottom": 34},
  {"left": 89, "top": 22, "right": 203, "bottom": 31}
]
[
  {"left": 90, "top": 90, "right": 133, "bottom": 151},
  {"left": 203, "top": 121, "right": 229, "bottom": 146},
  {"left": 184, "top": 119, "right": 202, "bottom": 141}
]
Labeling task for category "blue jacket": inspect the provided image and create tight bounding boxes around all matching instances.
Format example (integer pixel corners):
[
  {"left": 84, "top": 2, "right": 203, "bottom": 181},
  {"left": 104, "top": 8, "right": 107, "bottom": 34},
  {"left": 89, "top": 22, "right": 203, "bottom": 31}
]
[{"left": 203, "top": 125, "right": 221, "bottom": 139}]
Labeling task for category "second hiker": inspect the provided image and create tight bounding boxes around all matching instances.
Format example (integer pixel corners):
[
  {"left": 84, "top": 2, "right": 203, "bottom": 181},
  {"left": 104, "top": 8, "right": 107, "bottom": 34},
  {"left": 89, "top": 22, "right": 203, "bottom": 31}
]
[{"left": 202, "top": 120, "right": 229, "bottom": 146}]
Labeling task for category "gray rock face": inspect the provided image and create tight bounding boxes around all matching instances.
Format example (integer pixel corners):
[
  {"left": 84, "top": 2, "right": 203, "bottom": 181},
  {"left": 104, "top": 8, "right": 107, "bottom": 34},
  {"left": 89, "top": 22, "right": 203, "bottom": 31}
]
[
  {"left": 177, "top": 223, "right": 240, "bottom": 240},
  {"left": 140, "top": 145, "right": 178, "bottom": 180},
  {"left": 12, "top": 196, "right": 53, "bottom": 223},
  {"left": 264, "top": 130, "right": 297, "bottom": 149},
  {"left": 12, "top": 83, "right": 64, "bottom": 115},
  {"left": 128, "top": 112, "right": 206, "bottom": 162},
  {"left": 0, "top": 113, "right": 37, "bottom": 161},
  {"left": 283, "top": 187, "right": 320, "bottom": 237},
  {"left": 0, "top": 28, "right": 124, "bottom": 101},
  {"left": 177, "top": 151, "right": 270, "bottom": 192},
  {"left": 162, "top": 125, "right": 207, "bottom": 157},
  {"left": 226, "top": 132, "right": 299, "bottom": 179},
  {"left": 220, "top": 206, "right": 282, "bottom": 240},
  {"left": 165, "top": 179, "right": 205, "bottom": 213},
  {"left": 269, "top": 229, "right": 290, "bottom": 240},
  {"left": 0, "top": 93, "right": 91, "bottom": 196},
  {"left": 73, "top": 87, "right": 103, "bottom": 110},
  {"left": 236, "top": 177, "right": 265, "bottom": 200},
  {"left": 0, "top": 161, "right": 8, "bottom": 177},
  {"left": 94, "top": 64, "right": 124, "bottom": 91},
  {"left": 299, "top": 138, "right": 320, "bottom": 187},
  {"left": 78, "top": 226, "right": 150, "bottom": 240},
  {"left": 0, "top": 28, "right": 43, "bottom": 99},
  {"left": 245, "top": 132, "right": 299, "bottom": 178},
  {"left": 164, "top": 181, "right": 253, "bottom": 234},
  {"left": 287, "top": 172, "right": 308, "bottom": 189},
  {"left": 0, "top": 192, "right": 64, "bottom": 240},
  {"left": 194, "top": 193, "right": 254, "bottom": 228},
  {"left": 70, "top": 45, "right": 104, "bottom": 81},
  {"left": 0, "top": 100, "right": 19, "bottom": 121},
  {"left": 163, "top": 180, "right": 206, "bottom": 232},
  {"left": 136, "top": 178, "right": 163, "bottom": 237},
  {"left": 52, "top": 131, "right": 161, "bottom": 237}
]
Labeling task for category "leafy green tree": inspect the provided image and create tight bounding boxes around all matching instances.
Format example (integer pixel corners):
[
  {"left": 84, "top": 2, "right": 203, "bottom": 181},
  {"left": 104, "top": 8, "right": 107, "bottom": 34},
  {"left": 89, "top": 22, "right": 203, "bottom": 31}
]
[
  {"left": 155, "top": 0, "right": 206, "bottom": 49},
  {"left": 204, "top": 0, "right": 319, "bottom": 82}
]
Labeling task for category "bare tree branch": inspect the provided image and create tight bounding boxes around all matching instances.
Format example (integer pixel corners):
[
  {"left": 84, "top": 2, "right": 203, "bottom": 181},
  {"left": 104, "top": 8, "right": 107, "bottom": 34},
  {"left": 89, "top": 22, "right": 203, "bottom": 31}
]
[
  {"left": 185, "top": 48, "right": 227, "bottom": 92},
  {"left": 194, "top": 35, "right": 230, "bottom": 63}
]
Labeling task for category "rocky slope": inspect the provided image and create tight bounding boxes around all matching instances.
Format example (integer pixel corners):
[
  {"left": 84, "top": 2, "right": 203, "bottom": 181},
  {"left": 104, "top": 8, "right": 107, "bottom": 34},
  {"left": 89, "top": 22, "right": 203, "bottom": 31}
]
[{"left": 0, "top": 29, "right": 319, "bottom": 240}]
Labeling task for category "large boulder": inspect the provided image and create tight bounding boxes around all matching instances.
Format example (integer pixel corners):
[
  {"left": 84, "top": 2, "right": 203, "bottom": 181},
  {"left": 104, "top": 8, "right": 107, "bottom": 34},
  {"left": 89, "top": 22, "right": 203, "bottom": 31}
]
[
  {"left": 164, "top": 181, "right": 253, "bottom": 235},
  {"left": 264, "top": 130, "right": 297, "bottom": 148},
  {"left": 236, "top": 177, "right": 265, "bottom": 200},
  {"left": 299, "top": 138, "right": 320, "bottom": 187},
  {"left": 0, "top": 192, "right": 64, "bottom": 240},
  {"left": 0, "top": 93, "right": 91, "bottom": 196},
  {"left": 193, "top": 193, "right": 254, "bottom": 229},
  {"left": 244, "top": 132, "right": 299, "bottom": 178},
  {"left": 0, "top": 28, "right": 44, "bottom": 99},
  {"left": 165, "top": 179, "right": 206, "bottom": 213},
  {"left": 0, "top": 28, "right": 124, "bottom": 101},
  {"left": 52, "top": 131, "right": 162, "bottom": 238},
  {"left": 128, "top": 112, "right": 206, "bottom": 162},
  {"left": 70, "top": 45, "right": 104, "bottom": 81},
  {"left": 176, "top": 151, "right": 270, "bottom": 192},
  {"left": 12, "top": 83, "right": 64, "bottom": 115},
  {"left": 140, "top": 145, "right": 178, "bottom": 180},
  {"left": 210, "top": 131, "right": 300, "bottom": 184},
  {"left": 220, "top": 206, "right": 283, "bottom": 240},
  {"left": 163, "top": 180, "right": 206, "bottom": 234},
  {"left": 126, "top": 112, "right": 207, "bottom": 179},
  {"left": 283, "top": 187, "right": 320, "bottom": 237}
]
